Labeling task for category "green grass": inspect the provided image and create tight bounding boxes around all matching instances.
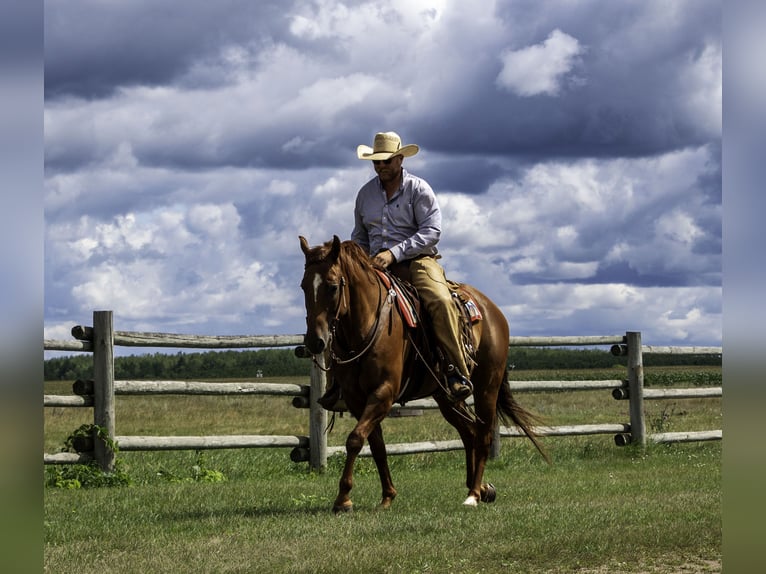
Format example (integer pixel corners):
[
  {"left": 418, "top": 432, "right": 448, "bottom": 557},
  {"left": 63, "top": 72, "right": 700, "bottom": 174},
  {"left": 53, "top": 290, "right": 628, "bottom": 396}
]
[{"left": 44, "top": 370, "right": 722, "bottom": 573}]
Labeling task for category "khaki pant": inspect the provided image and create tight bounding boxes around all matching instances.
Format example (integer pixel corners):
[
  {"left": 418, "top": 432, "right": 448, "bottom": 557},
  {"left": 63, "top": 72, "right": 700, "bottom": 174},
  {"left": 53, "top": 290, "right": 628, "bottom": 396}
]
[{"left": 407, "top": 256, "right": 470, "bottom": 378}]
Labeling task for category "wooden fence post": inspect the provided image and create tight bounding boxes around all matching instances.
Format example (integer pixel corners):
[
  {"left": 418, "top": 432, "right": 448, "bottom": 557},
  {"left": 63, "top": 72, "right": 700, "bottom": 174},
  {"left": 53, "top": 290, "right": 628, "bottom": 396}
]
[
  {"left": 93, "top": 310, "right": 116, "bottom": 471},
  {"left": 490, "top": 418, "right": 501, "bottom": 459},
  {"left": 308, "top": 355, "right": 328, "bottom": 471},
  {"left": 626, "top": 331, "right": 646, "bottom": 447}
]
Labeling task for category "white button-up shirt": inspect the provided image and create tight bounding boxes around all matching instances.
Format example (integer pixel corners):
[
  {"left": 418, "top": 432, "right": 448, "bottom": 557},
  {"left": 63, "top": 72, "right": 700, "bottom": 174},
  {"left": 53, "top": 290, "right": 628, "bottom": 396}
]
[{"left": 351, "top": 169, "right": 441, "bottom": 262}]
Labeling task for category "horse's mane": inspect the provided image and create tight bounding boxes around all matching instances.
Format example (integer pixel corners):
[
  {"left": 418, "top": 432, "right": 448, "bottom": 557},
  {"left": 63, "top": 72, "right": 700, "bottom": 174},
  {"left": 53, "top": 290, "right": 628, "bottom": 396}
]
[
  {"left": 338, "top": 240, "right": 384, "bottom": 289},
  {"left": 305, "top": 238, "right": 379, "bottom": 278},
  {"left": 340, "top": 240, "right": 377, "bottom": 272}
]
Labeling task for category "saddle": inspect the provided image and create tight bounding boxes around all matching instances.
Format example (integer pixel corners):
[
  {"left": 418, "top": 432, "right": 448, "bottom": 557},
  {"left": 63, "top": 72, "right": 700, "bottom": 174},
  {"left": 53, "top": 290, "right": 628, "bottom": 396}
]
[
  {"left": 375, "top": 269, "right": 420, "bottom": 328},
  {"left": 375, "top": 270, "right": 482, "bottom": 330},
  {"left": 376, "top": 267, "right": 482, "bottom": 403}
]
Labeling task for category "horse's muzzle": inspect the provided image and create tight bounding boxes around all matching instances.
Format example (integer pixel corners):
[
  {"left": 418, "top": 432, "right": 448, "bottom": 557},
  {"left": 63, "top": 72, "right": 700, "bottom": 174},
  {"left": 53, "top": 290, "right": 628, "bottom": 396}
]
[{"left": 303, "top": 333, "right": 327, "bottom": 355}]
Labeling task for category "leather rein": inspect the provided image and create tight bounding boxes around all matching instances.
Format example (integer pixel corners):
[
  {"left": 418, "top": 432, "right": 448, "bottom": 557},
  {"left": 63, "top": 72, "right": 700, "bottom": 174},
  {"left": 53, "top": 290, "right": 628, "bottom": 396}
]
[
  {"left": 308, "top": 263, "right": 455, "bottom": 411},
  {"left": 312, "top": 271, "right": 393, "bottom": 370}
]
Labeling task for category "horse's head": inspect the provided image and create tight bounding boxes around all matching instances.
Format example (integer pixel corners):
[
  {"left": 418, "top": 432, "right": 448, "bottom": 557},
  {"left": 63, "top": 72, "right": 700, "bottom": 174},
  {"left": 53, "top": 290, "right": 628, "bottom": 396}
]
[{"left": 299, "top": 235, "right": 344, "bottom": 355}]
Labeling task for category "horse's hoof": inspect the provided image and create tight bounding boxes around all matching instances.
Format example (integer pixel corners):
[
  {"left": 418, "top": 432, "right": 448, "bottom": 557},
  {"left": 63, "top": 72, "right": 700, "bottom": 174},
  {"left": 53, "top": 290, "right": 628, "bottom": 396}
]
[
  {"left": 332, "top": 502, "right": 353, "bottom": 514},
  {"left": 480, "top": 483, "right": 497, "bottom": 503},
  {"left": 462, "top": 495, "right": 479, "bottom": 507}
]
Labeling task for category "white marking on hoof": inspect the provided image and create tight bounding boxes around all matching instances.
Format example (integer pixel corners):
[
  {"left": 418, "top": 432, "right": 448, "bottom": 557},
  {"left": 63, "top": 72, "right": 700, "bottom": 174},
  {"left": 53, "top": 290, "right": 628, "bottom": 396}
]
[{"left": 463, "top": 496, "right": 479, "bottom": 507}]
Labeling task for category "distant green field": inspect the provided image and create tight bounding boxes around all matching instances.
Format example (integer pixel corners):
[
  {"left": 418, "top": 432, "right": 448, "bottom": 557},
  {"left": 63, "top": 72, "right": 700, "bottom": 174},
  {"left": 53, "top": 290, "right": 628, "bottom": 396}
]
[{"left": 44, "top": 370, "right": 722, "bottom": 573}]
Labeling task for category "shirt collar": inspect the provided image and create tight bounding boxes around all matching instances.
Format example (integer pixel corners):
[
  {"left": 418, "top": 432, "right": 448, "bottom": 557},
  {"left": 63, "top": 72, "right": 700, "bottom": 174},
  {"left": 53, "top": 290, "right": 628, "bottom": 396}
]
[{"left": 377, "top": 168, "right": 408, "bottom": 199}]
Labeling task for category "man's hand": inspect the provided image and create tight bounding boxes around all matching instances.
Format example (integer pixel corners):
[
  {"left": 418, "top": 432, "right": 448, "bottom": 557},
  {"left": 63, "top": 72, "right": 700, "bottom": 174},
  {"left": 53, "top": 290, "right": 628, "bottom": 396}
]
[{"left": 373, "top": 250, "right": 395, "bottom": 268}]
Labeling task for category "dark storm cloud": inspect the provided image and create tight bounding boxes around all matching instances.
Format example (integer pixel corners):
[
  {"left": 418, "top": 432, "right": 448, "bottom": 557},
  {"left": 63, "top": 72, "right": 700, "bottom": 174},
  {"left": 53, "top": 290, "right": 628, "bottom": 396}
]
[
  {"left": 409, "top": 0, "right": 720, "bottom": 160},
  {"left": 43, "top": 1, "right": 722, "bottom": 348},
  {"left": 1, "top": 0, "right": 42, "bottom": 67},
  {"left": 417, "top": 157, "right": 513, "bottom": 196},
  {"left": 44, "top": 0, "right": 292, "bottom": 100},
  {"left": 45, "top": 0, "right": 720, "bottom": 171}
]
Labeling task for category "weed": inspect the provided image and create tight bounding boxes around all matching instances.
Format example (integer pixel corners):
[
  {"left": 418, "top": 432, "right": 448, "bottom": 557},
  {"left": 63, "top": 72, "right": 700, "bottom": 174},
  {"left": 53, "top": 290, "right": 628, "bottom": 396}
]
[
  {"left": 46, "top": 424, "right": 131, "bottom": 488},
  {"left": 46, "top": 461, "right": 132, "bottom": 489},
  {"left": 156, "top": 451, "right": 227, "bottom": 483},
  {"left": 649, "top": 404, "right": 677, "bottom": 433}
]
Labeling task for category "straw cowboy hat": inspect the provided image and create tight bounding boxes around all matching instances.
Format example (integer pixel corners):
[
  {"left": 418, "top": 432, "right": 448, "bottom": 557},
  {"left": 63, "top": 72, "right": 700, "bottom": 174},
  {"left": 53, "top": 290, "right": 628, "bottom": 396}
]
[{"left": 357, "top": 131, "right": 420, "bottom": 160}]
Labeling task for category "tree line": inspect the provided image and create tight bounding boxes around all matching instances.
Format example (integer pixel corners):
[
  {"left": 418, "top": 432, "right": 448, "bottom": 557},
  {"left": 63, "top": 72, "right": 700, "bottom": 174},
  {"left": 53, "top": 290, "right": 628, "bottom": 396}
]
[{"left": 44, "top": 347, "right": 720, "bottom": 381}]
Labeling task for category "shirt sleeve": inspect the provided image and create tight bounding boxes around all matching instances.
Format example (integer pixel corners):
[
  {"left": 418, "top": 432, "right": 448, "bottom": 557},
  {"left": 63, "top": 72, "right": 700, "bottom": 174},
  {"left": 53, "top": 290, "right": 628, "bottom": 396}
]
[
  {"left": 389, "top": 178, "right": 441, "bottom": 262},
  {"left": 351, "top": 191, "right": 370, "bottom": 253}
]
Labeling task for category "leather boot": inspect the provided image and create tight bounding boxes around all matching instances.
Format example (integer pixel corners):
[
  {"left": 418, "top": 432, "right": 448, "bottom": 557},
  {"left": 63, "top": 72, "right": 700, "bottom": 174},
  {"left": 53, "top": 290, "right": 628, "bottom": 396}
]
[
  {"left": 446, "top": 366, "right": 473, "bottom": 402},
  {"left": 317, "top": 383, "right": 343, "bottom": 411}
]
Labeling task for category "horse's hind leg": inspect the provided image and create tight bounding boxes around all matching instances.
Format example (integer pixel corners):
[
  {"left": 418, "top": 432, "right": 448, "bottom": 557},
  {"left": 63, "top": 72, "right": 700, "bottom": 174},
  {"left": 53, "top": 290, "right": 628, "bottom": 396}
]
[
  {"left": 437, "top": 373, "right": 501, "bottom": 506},
  {"left": 468, "top": 394, "right": 497, "bottom": 506},
  {"left": 436, "top": 397, "right": 480, "bottom": 501}
]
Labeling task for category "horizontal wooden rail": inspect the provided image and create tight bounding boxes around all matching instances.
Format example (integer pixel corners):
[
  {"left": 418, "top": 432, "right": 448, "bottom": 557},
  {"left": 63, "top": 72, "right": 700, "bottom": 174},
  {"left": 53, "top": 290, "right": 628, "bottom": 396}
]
[
  {"left": 611, "top": 344, "right": 723, "bottom": 356},
  {"left": 44, "top": 339, "right": 93, "bottom": 352},
  {"left": 500, "top": 423, "right": 630, "bottom": 437},
  {"left": 44, "top": 452, "right": 93, "bottom": 465},
  {"left": 510, "top": 335, "right": 625, "bottom": 346},
  {"left": 644, "top": 387, "right": 722, "bottom": 399},
  {"left": 642, "top": 345, "right": 722, "bottom": 355},
  {"left": 68, "top": 326, "right": 305, "bottom": 348},
  {"left": 114, "top": 434, "right": 309, "bottom": 451},
  {"left": 612, "top": 386, "right": 722, "bottom": 400},
  {"left": 43, "top": 318, "right": 723, "bottom": 467},
  {"left": 112, "top": 380, "right": 309, "bottom": 396},
  {"left": 507, "top": 380, "right": 625, "bottom": 392},
  {"left": 311, "top": 424, "right": 633, "bottom": 461},
  {"left": 383, "top": 380, "right": 626, "bottom": 412},
  {"left": 44, "top": 394, "right": 93, "bottom": 407},
  {"left": 649, "top": 430, "right": 722, "bottom": 443},
  {"left": 312, "top": 423, "right": 636, "bottom": 462},
  {"left": 324, "top": 439, "right": 465, "bottom": 459}
]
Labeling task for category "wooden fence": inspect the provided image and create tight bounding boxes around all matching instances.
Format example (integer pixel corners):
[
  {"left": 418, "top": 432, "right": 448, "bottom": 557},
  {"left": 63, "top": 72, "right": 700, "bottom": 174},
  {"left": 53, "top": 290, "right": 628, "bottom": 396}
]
[{"left": 44, "top": 310, "right": 722, "bottom": 472}]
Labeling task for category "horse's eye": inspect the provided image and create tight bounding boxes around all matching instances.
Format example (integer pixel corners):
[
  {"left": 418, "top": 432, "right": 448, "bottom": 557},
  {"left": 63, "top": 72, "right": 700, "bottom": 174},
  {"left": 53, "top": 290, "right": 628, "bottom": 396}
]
[{"left": 327, "top": 283, "right": 339, "bottom": 293}]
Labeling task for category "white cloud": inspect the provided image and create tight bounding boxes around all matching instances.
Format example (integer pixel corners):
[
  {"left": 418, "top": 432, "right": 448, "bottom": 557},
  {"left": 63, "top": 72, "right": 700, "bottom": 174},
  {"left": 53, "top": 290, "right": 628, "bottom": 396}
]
[
  {"left": 500, "top": 283, "right": 720, "bottom": 345},
  {"left": 187, "top": 203, "right": 241, "bottom": 238},
  {"left": 43, "top": 1, "right": 721, "bottom": 349},
  {"left": 678, "top": 41, "right": 722, "bottom": 135},
  {"left": 497, "top": 29, "right": 584, "bottom": 97},
  {"left": 432, "top": 145, "right": 720, "bottom": 346}
]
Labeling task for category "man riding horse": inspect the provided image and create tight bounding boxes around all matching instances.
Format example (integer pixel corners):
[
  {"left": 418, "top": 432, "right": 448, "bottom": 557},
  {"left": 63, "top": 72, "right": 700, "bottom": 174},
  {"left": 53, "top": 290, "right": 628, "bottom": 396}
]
[{"left": 318, "top": 131, "right": 473, "bottom": 409}]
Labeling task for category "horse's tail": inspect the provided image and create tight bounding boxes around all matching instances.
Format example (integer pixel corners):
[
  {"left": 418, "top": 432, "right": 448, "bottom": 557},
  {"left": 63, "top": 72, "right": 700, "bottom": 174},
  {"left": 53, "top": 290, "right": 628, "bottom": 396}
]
[{"left": 497, "top": 370, "right": 551, "bottom": 464}]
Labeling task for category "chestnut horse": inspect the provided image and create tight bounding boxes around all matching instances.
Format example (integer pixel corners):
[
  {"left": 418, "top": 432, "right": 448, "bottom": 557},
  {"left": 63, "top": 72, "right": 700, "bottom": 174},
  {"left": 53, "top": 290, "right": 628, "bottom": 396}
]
[{"left": 299, "top": 235, "right": 547, "bottom": 512}]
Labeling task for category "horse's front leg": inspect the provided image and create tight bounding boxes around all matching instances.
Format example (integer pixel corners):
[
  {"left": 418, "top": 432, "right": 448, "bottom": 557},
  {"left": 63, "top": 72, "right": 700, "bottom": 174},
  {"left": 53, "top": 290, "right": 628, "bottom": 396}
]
[
  {"left": 333, "top": 398, "right": 391, "bottom": 513},
  {"left": 333, "top": 425, "right": 365, "bottom": 513},
  {"left": 367, "top": 424, "right": 396, "bottom": 509}
]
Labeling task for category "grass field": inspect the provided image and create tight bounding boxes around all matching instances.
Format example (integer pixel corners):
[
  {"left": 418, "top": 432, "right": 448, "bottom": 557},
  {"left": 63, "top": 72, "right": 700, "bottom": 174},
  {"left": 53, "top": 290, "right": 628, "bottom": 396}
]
[{"left": 44, "top": 368, "right": 722, "bottom": 573}]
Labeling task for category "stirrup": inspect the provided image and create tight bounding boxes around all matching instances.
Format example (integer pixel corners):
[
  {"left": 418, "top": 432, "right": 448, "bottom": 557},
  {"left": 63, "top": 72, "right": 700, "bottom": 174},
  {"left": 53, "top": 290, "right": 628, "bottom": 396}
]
[
  {"left": 446, "top": 366, "right": 473, "bottom": 402},
  {"left": 318, "top": 385, "right": 345, "bottom": 411}
]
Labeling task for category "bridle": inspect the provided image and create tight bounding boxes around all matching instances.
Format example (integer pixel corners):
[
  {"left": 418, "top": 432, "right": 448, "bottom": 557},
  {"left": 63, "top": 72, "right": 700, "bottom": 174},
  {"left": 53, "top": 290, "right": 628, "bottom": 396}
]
[
  {"left": 321, "top": 268, "right": 462, "bottom": 413},
  {"left": 308, "top": 264, "right": 393, "bottom": 371},
  {"left": 305, "top": 258, "right": 470, "bottom": 417}
]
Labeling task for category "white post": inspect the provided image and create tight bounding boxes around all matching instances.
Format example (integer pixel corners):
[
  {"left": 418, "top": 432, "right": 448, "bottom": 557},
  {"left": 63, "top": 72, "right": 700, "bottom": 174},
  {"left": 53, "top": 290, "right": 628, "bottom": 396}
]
[
  {"left": 93, "top": 310, "right": 116, "bottom": 471},
  {"left": 626, "top": 331, "right": 646, "bottom": 447},
  {"left": 308, "top": 355, "right": 328, "bottom": 471},
  {"left": 490, "top": 418, "right": 501, "bottom": 459}
]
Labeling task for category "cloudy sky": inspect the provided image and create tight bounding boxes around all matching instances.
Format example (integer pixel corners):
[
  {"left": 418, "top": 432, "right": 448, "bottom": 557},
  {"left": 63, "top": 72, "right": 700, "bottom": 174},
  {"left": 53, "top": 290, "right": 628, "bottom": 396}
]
[{"left": 43, "top": 0, "right": 722, "bottom": 354}]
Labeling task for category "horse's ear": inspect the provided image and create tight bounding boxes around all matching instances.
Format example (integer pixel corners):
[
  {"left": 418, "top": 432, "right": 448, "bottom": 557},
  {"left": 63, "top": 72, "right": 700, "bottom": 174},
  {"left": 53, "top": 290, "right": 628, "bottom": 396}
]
[
  {"left": 299, "top": 235, "right": 310, "bottom": 256},
  {"left": 330, "top": 235, "right": 342, "bottom": 260}
]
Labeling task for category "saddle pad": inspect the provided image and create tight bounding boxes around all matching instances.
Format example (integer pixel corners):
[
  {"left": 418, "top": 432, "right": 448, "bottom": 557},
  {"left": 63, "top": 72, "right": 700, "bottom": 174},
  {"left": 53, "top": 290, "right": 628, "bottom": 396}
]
[
  {"left": 460, "top": 292, "right": 483, "bottom": 323},
  {"left": 375, "top": 269, "right": 419, "bottom": 328}
]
